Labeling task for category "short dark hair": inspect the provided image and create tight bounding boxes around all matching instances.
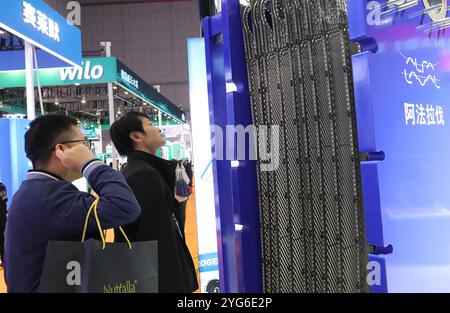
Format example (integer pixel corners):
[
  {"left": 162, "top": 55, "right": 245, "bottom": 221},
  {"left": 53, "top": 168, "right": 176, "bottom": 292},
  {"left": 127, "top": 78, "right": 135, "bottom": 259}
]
[
  {"left": 110, "top": 111, "right": 150, "bottom": 156},
  {"left": 25, "top": 114, "right": 78, "bottom": 168}
]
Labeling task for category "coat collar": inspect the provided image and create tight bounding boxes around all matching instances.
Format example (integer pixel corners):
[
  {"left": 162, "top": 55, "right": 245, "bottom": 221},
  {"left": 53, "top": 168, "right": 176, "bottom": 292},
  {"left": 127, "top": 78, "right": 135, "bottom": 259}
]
[
  {"left": 127, "top": 150, "right": 177, "bottom": 188},
  {"left": 27, "top": 170, "right": 64, "bottom": 181},
  {"left": 127, "top": 150, "right": 168, "bottom": 165}
]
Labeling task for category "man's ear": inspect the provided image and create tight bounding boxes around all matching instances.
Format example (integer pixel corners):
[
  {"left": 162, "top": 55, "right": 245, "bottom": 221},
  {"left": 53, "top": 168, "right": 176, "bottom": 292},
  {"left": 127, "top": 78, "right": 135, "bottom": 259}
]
[
  {"left": 54, "top": 143, "right": 65, "bottom": 152},
  {"left": 129, "top": 131, "right": 142, "bottom": 143}
]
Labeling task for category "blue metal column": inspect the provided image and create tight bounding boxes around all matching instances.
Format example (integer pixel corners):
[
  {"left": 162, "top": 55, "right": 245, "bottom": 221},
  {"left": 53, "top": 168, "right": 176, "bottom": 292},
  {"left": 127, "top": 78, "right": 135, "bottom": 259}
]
[{"left": 202, "top": 0, "right": 263, "bottom": 293}]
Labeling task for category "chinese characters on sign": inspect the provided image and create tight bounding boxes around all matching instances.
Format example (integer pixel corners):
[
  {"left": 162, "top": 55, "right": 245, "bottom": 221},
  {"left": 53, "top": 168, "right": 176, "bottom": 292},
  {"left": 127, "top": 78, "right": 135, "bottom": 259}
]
[
  {"left": 23, "top": 1, "right": 60, "bottom": 42},
  {"left": 404, "top": 103, "right": 445, "bottom": 126},
  {"left": 121, "top": 69, "right": 139, "bottom": 89},
  {"left": 401, "top": 51, "right": 446, "bottom": 127}
]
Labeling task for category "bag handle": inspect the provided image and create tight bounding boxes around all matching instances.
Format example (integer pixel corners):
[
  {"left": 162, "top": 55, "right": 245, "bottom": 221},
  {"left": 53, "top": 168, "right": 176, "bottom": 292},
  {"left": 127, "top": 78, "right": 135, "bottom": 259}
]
[{"left": 82, "top": 198, "right": 132, "bottom": 250}]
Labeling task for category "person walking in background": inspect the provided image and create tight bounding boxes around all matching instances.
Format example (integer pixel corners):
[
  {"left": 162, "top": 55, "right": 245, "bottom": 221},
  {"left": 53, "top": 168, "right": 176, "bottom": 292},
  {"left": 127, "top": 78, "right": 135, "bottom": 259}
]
[
  {"left": 110, "top": 111, "right": 198, "bottom": 293},
  {"left": 174, "top": 160, "right": 190, "bottom": 239},
  {"left": 0, "top": 182, "right": 7, "bottom": 267},
  {"left": 183, "top": 159, "right": 193, "bottom": 191}
]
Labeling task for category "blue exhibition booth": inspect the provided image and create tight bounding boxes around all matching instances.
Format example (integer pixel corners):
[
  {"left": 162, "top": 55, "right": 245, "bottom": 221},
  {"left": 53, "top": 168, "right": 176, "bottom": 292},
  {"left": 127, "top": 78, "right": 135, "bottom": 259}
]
[
  {"left": 200, "top": 0, "right": 450, "bottom": 293},
  {"left": 0, "top": 0, "right": 82, "bottom": 207},
  {"left": 2, "top": 0, "right": 450, "bottom": 294}
]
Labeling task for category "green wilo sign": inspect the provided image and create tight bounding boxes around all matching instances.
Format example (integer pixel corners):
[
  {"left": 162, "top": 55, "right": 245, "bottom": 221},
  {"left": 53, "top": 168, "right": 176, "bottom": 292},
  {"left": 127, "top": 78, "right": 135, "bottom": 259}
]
[
  {"left": 0, "top": 57, "right": 117, "bottom": 88},
  {"left": 61, "top": 60, "right": 106, "bottom": 81}
]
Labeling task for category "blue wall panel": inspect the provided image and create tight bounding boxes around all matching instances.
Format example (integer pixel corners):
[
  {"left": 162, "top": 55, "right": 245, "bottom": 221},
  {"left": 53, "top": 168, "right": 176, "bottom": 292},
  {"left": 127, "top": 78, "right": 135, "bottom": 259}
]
[
  {"left": 0, "top": 119, "right": 32, "bottom": 207},
  {"left": 349, "top": 0, "right": 450, "bottom": 292}
]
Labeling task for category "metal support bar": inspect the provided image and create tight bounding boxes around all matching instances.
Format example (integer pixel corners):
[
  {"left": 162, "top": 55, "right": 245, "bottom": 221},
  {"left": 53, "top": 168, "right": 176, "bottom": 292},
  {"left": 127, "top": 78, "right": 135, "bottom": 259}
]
[
  {"left": 102, "top": 41, "right": 119, "bottom": 170},
  {"left": 25, "top": 41, "right": 35, "bottom": 120}
]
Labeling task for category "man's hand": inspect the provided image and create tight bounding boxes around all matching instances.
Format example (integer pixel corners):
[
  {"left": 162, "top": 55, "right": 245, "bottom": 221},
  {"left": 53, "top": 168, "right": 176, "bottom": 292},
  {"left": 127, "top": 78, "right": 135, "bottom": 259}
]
[{"left": 55, "top": 144, "right": 95, "bottom": 172}]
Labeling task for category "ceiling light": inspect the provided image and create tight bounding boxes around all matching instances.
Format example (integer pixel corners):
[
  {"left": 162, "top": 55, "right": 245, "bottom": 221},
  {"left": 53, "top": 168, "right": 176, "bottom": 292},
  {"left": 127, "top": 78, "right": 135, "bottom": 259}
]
[
  {"left": 81, "top": 99, "right": 86, "bottom": 104},
  {"left": 113, "top": 86, "right": 118, "bottom": 90},
  {"left": 124, "top": 91, "right": 129, "bottom": 95}
]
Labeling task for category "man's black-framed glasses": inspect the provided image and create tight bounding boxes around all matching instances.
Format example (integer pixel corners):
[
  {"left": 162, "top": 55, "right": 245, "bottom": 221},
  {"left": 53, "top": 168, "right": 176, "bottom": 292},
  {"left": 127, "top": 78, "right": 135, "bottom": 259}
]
[{"left": 52, "top": 139, "right": 92, "bottom": 150}]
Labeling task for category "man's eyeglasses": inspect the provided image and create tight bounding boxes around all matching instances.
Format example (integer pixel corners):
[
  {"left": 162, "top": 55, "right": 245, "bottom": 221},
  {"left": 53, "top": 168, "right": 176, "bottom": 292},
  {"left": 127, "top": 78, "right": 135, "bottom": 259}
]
[{"left": 52, "top": 139, "right": 92, "bottom": 151}]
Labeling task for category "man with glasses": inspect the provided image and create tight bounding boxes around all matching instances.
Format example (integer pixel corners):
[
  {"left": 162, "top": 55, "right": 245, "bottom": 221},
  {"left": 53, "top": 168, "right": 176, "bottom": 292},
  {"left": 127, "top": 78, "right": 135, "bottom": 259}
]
[
  {"left": 4, "top": 114, "right": 142, "bottom": 293},
  {"left": 57, "top": 139, "right": 93, "bottom": 149}
]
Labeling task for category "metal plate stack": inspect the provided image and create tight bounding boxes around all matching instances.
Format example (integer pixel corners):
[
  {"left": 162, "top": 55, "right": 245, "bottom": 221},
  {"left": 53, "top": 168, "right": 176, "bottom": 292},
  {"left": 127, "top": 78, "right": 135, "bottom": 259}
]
[{"left": 242, "top": 0, "right": 368, "bottom": 293}]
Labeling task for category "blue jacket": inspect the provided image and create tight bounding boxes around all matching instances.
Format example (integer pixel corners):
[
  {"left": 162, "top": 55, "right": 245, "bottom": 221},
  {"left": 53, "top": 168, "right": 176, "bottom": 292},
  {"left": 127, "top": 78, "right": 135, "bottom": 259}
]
[{"left": 4, "top": 160, "right": 142, "bottom": 293}]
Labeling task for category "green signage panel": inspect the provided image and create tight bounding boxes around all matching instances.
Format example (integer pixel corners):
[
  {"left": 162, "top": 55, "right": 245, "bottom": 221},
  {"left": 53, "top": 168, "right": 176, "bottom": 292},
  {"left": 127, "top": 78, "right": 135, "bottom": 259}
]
[
  {"left": 0, "top": 56, "right": 186, "bottom": 123},
  {"left": 0, "top": 57, "right": 117, "bottom": 88},
  {"left": 116, "top": 60, "right": 186, "bottom": 122},
  {"left": 81, "top": 127, "right": 100, "bottom": 140}
]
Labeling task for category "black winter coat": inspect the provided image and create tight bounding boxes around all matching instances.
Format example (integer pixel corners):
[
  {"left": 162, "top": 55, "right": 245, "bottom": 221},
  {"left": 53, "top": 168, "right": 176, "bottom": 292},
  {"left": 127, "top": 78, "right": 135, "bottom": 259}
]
[{"left": 114, "top": 150, "right": 198, "bottom": 293}]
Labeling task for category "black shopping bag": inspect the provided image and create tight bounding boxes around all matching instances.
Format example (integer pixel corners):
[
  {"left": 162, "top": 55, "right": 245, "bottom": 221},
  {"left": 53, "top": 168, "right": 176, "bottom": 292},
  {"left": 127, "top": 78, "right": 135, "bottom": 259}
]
[{"left": 38, "top": 199, "right": 158, "bottom": 293}]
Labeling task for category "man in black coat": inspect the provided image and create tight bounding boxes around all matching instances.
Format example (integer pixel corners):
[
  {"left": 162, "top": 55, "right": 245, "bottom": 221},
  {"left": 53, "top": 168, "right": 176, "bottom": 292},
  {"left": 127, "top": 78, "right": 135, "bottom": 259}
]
[{"left": 110, "top": 111, "right": 198, "bottom": 293}]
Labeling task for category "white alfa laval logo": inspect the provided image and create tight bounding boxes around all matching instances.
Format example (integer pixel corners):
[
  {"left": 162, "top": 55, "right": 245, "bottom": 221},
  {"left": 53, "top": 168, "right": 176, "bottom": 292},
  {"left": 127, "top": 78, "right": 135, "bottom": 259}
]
[{"left": 400, "top": 52, "right": 440, "bottom": 89}]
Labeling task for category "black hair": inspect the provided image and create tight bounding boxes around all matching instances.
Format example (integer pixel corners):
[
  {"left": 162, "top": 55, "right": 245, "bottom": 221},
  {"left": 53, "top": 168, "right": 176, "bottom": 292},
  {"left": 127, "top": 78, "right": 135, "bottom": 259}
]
[
  {"left": 110, "top": 111, "right": 150, "bottom": 156},
  {"left": 25, "top": 114, "right": 78, "bottom": 168}
]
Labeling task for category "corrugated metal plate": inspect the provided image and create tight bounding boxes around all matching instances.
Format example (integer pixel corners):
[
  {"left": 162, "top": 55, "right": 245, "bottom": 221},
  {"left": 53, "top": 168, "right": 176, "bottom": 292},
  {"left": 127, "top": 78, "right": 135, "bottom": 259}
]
[{"left": 242, "top": 0, "right": 368, "bottom": 293}]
